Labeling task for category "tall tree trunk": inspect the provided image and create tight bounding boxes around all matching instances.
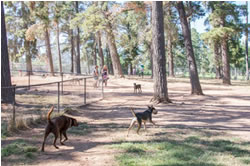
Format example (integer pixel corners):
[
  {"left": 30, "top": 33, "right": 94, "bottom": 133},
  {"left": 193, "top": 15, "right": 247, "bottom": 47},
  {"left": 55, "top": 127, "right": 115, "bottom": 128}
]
[
  {"left": 214, "top": 41, "right": 222, "bottom": 79},
  {"left": 221, "top": 37, "right": 231, "bottom": 84},
  {"left": 1, "top": 2, "right": 14, "bottom": 103},
  {"left": 24, "top": 41, "right": 33, "bottom": 75},
  {"left": 150, "top": 41, "right": 154, "bottom": 79},
  {"left": 106, "top": 22, "right": 123, "bottom": 77},
  {"left": 168, "top": 38, "right": 174, "bottom": 77},
  {"left": 246, "top": 1, "right": 249, "bottom": 80},
  {"left": 44, "top": 27, "right": 54, "bottom": 76},
  {"left": 97, "top": 31, "right": 104, "bottom": 68},
  {"left": 152, "top": 1, "right": 171, "bottom": 103},
  {"left": 70, "top": 29, "right": 74, "bottom": 73},
  {"left": 56, "top": 21, "right": 62, "bottom": 74},
  {"left": 106, "top": 46, "right": 113, "bottom": 75},
  {"left": 177, "top": 2, "right": 203, "bottom": 95},
  {"left": 93, "top": 40, "right": 97, "bottom": 66},
  {"left": 76, "top": 27, "right": 81, "bottom": 74},
  {"left": 86, "top": 52, "right": 90, "bottom": 75},
  {"left": 75, "top": 1, "right": 81, "bottom": 74}
]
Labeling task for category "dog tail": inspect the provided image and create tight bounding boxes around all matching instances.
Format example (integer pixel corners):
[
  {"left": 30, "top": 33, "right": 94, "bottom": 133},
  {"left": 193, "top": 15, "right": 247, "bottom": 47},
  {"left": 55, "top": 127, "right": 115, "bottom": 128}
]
[
  {"left": 130, "top": 107, "right": 136, "bottom": 117},
  {"left": 47, "top": 106, "right": 54, "bottom": 125}
]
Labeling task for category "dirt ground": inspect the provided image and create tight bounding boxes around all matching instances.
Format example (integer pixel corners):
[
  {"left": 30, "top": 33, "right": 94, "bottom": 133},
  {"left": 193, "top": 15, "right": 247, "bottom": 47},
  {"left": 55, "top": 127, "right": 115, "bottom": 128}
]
[{"left": 1, "top": 76, "right": 250, "bottom": 166}]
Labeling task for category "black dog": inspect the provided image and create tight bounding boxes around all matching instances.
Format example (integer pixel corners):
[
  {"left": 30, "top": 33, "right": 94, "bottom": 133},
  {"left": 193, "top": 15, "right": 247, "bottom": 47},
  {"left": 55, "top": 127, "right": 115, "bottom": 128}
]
[
  {"left": 127, "top": 106, "right": 157, "bottom": 136},
  {"left": 41, "top": 106, "right": 78, "bottom": 152},
  {"left": 134, "top": 83, "right": 142, "bottom": 93}
]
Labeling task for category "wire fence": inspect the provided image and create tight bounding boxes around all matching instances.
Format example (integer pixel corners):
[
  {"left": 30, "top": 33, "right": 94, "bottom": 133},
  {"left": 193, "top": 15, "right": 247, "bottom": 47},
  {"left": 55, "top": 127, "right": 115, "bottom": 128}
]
[{"left": 2, "top": 70, "right": 104, "bottom": 125}]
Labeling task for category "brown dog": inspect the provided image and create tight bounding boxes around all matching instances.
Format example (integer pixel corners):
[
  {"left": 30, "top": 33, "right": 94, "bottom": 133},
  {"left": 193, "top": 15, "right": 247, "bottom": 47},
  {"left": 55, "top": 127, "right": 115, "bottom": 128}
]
[
  {"left": 134, "top": 83, "right": 142, "bottom": 93},
  {"left": 41, "top": 106, "right": 78, "bottom": 152}
]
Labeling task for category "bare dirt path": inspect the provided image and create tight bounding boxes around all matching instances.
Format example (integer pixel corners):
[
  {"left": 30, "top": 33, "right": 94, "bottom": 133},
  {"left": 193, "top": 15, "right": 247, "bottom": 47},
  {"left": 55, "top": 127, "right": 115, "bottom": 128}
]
[{"left": 2, "top": 77, "right": 250, "bottom": 166}]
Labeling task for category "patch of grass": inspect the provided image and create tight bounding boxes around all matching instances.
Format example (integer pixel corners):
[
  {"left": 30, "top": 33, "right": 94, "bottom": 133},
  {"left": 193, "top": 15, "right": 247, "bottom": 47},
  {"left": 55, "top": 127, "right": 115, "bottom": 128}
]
[
  {"left": 111, "top": 135, "right": 250, "bottom": 166},
  {"left": 68, "top": 122, "right": 89, "bottom": 135},
  {"left": 1, "top": 139, "right": 38, "bottom": 159},
  {"left": 1, "top": 122, "right": 9, "bottom": 138}
]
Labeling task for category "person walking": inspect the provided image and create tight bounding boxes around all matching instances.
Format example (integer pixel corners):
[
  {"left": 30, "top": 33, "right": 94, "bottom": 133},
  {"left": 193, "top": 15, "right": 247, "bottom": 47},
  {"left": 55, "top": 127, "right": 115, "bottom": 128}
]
[
  {"left": 93, "top": 65, "right": 99, "bottom": 88},
  {"left": 101, "top": 65, "right": 109, "bottom": 87}
]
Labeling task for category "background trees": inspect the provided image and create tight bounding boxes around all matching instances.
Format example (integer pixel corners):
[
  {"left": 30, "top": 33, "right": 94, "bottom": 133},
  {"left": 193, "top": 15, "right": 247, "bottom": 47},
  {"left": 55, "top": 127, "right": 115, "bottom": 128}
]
[{"left": 3, "top": 1, "right": 249, "bottom": 82}]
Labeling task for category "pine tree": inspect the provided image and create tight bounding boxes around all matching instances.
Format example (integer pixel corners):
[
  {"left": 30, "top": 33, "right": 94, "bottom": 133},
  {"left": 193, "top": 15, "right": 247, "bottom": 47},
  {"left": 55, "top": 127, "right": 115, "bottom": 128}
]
[
  {"left": 151, "top": 1, "right": 171, "bottom": 103},
  {"left": 177, "top": 2, "right": 203, "bottom": 95}
]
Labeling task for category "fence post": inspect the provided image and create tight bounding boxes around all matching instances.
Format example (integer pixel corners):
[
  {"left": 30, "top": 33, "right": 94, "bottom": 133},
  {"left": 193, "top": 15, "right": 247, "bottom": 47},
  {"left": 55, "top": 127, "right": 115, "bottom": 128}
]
[
  {"left": 84, "top": 78, "right": 86, "bottom": 105},
  {"left": 57, "top": 82, "right": 60, "bottom": 112},
  {"left": 13, "top": 85, "right": 16, "bottom": 126},
  {"left": 61, "top": 72, "right": 63, "bottom": 95}
]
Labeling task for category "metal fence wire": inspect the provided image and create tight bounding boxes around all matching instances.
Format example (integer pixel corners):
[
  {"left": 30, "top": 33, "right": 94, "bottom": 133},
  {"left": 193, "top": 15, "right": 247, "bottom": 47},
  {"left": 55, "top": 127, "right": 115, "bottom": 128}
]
[{"left": 2, "top": 71, "right": 104, "bottom": 124}]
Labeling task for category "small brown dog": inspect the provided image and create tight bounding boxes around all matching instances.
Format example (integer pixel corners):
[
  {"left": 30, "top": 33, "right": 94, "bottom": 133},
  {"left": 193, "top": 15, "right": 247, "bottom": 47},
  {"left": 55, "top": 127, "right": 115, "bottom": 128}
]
[
  {"left": 134, "top": 83, "right": 142, "bottom": 93},
  {"left": 41, "top": 106, "right": 78, "bottom": 152}
]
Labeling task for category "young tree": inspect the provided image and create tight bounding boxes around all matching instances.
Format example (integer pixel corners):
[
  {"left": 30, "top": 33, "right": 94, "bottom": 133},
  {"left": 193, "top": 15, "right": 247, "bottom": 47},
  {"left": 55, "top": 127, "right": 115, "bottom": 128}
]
[
  {"left": 1, "top": 2, "right": 14, "bottom": 103},
  {"left": 163, "top": 2, "right": 179, "bottom": 77},
  {"left": 151, "top": 1, "right": 171, "bottom": 103},
  {"left": 53, "top": 2, "right": 63, "bottom": 74},
  {"left": 246, "top": 1, "right": 249, "bottom": 80},
  {"left": 97, "top": 31, "right": 104, "bottom": 67},
  {"left": 28, "top": 2, "right": 54, "bottom": 75},
  {"left": 177, "top": 2, "right": 203, "bottom": 95}
]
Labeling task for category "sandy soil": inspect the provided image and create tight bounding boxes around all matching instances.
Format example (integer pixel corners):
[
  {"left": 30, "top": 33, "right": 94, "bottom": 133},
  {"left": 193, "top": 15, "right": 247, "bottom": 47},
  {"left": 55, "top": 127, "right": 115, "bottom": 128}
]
[{"left": 1, "top": 76, "right": 250, "bottom": 166}]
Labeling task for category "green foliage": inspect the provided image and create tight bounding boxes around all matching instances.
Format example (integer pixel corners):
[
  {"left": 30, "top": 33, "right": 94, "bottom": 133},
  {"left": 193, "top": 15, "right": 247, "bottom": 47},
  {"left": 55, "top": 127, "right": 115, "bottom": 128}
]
[
  {"left": 4, "top": 2, "right": 38, "bottom": 62},
  {"left": 68, "top": 122, "right": 89, "bottom": 135},
  {"left": 1, "top": 139, "right": 38, "bottom": 158},
  {"left": 1, "top": 122, "right": 9, "bottom": 138}
]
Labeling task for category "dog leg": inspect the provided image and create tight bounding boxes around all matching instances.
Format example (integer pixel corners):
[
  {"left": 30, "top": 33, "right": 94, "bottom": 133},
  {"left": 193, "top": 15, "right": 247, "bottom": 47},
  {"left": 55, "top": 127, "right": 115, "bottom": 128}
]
[
  {"left": 41, "top": 129, "right": 50, "bottom": 152},
  {"left": 60, "top": 132, "right": 65, "bottom": 145},
  {"left": 53, "top": 131, "right": 59, "bottom": 149},
  {"left": 127, "top": 118, "right": 137, "bottom": 136},
  {"left": 62, "top": 131, "right": 68, "bottom": 143},
  {"left": 143, "top": 122, "right": 147, "bottom": 131},
  {"left": 136, "top": 119, "right": 142, "bottom": 135}
]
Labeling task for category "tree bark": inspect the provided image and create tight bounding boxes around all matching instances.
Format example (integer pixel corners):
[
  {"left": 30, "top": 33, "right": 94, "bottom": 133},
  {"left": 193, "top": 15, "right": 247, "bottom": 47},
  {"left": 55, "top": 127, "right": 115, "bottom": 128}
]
[
  {"left": 44, "top": 27, "right": 54, "bottom": 76},
  {"left": 213, "top": 42, "right": 222, "bottom": 79},
  {"left": 1, "top": 2, "right": 14, "bottom": 103},
  {"left": 106, "top": 22, "right": 123, "bottom": 77},
  {"left": 221, "top": 37, "right": 231, "bottom": 84},
  {"left": 167, "top": 38, "right": 174, "bottom": 77},
  {"left": 150, "top": 41, "right": 154, "bottom": 79},
  {"left": 75, "top": 1, "right": 81, "bottom": 74},
  {"left": 70, "top": 29, "right": 74, "bottom": 73},
  {"left": 56, "top": 21, "right": 62, "bottom": 74},
  {"left": 24, "top": 41, "right": 33, "bottom": 75},
  {"left": 97, "top": 31, "right": 104, "bottom": 68},
  {"left": 152, "top": 1, "right": 171, "bottom": 103},
  {"left": 106, "top": 46, "right": 114, "bottom": 75},
  {"left": 177, "top": 2, "right": 203, "bottom": 95},
  {"left": 246, "top": 1, "right": 249, "bottom": 80},
  {"left": 93, "top": 40, "right": 97, "bottom": 66}
]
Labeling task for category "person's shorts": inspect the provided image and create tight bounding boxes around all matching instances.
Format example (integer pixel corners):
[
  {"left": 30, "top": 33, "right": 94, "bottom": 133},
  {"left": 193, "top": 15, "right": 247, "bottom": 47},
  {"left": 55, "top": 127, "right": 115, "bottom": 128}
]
[{"left": 94, "top": 76, "right": 98, "bottom": 80}]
